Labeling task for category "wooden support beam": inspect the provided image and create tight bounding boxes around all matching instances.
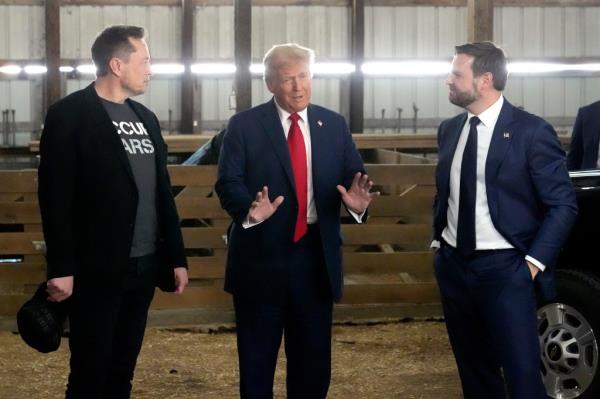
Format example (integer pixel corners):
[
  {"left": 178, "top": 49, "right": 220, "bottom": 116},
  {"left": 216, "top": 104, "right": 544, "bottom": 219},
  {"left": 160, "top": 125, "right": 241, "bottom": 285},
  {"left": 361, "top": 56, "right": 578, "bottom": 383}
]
[
  {"left": 234, "top": 0, "right": 252, "bottom": 112},
  {"left": 181, "top": 0, "right": 195, "bottom": 134},
  {"left": 45, "top": 0, "right": 61, "bottom": 111},
  {"left": 349, "top": 0, "right": 365, "bottom": 133},
  {"left": 467, "top": 0, "right": 494, "bottom": 42}
]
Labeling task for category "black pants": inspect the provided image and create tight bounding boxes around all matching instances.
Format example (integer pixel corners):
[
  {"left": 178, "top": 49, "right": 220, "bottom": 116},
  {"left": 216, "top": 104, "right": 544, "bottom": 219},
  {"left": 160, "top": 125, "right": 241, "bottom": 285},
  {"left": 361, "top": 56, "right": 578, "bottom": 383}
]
[
  {"left": 234, "top": 224, "right": 333, "bottom": 399},
  {"left": 65, "top": 254, "right": 157, "bottom": 399}
]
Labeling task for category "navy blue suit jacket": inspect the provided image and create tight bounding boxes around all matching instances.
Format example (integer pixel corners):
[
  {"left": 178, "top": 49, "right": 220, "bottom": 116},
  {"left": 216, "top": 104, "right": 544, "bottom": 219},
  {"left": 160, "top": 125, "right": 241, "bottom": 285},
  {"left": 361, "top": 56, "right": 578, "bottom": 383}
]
[
  {"left": 433, "top": 99, "right": 577, "bottom": 301},
  {"left": 215, "top": 99, "right": 365, "bottom": 303},
  {"left": 567, "top": 101, "right": 600, "bottom": 170}
]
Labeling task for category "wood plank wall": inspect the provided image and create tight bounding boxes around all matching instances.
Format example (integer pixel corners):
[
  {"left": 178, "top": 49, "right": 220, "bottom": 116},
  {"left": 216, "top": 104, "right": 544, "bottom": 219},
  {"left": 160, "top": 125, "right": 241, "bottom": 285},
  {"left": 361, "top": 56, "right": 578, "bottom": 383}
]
[{"left": 0, "top": 159, "right": 440, "bottom": 329}]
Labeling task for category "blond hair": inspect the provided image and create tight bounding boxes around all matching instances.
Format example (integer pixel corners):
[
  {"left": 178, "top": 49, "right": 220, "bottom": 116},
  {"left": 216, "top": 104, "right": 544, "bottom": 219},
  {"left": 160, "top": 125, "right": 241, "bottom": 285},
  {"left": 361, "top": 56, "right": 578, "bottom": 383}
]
[{"left": 263, "top": 43, "right": 315, "bottom": 82}]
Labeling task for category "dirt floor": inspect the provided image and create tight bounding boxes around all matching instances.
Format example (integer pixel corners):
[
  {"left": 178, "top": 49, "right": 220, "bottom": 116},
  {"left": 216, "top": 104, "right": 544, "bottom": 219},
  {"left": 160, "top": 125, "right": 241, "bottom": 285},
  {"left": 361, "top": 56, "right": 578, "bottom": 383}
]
[{"left": 0, "top": 321, "right": 462, "bottom": 399}]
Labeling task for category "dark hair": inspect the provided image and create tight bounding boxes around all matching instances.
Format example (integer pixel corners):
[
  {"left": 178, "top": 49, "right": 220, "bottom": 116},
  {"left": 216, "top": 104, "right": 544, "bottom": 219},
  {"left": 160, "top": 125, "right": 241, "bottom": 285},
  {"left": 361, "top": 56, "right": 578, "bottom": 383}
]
[
  {"left": 91, "top": 25, "right": 145, "bottom": 77},
  {"left": 455, "top": 42, "right": 508, "bottom": 91}
]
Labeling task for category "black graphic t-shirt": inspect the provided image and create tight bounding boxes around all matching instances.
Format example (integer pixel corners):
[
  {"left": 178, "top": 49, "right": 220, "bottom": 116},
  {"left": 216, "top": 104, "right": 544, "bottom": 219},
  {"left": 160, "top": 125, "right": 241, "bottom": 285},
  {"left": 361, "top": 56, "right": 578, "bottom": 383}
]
[{"left": 100, "top": 98, "right": 158, "bottom": 257}]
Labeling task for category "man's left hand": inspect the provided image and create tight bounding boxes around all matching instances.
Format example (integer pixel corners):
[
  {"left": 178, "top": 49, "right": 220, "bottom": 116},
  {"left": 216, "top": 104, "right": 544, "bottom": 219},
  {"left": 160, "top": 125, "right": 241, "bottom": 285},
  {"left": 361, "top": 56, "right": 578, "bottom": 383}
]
[
  {"left": 527, "top": 261, "right": 540, "bottom": 280},
  {"left": 173, "top": 267, "right": 188, "bottom": 294},
  {"left": 336, "top": 172, "right": 380, "bottom": 215}
]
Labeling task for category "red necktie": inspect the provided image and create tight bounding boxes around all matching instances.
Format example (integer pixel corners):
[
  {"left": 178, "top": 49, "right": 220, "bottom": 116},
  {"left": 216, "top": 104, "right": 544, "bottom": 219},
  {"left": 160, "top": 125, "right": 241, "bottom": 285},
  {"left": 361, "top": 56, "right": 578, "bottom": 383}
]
[{"left": 287, "top": 113, "right": 308, "bottom": 242}]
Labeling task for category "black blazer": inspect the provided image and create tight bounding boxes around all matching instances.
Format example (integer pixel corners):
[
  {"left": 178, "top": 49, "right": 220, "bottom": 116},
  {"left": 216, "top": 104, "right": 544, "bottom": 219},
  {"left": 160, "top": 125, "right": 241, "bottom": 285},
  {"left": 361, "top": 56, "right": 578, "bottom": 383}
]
[
  {"left": 38, "top": 83, "right": 187, "bottom": 290},
  {"left": 567, "top": 101, "right": 600, "bottom": 170}
]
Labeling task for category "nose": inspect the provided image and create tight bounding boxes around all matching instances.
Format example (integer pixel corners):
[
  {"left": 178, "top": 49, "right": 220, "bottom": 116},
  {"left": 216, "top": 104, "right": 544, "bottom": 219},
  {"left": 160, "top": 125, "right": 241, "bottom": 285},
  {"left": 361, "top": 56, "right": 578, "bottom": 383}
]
[{"left": 445, "top": 74, "right": 452, "bottom": 86}]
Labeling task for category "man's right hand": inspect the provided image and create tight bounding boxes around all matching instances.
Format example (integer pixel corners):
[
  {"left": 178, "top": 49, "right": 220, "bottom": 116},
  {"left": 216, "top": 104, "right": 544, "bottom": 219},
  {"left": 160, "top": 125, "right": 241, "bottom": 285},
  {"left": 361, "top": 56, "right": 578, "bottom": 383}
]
[
  {"left": 47, "top": 276, "right": 74, "bottom": 302},
  {"left": 248, "top": 186, "right": 284, "bottom": 224}
]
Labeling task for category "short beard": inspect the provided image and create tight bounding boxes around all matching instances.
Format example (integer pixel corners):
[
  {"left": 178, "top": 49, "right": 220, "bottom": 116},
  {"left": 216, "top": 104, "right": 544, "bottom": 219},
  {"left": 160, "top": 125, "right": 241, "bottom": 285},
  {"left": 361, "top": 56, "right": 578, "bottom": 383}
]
[{"left": 449, "top": 87, "right": 478, "bottom": 108}]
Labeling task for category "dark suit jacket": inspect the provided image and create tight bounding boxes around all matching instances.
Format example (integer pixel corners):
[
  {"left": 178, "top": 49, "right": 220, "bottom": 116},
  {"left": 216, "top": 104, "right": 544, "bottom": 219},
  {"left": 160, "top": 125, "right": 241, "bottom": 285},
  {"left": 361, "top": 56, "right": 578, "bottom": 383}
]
[
  {"left": 38, "top": 83, "right": 187, "bottom": 291},
  {"left": 215, "top": 99, "right": 365, "bottom": 303},
  {"left": 433, "top": 99, "right": 577, "bottom": 301},
  {"left": 567, "top": 101, "right": 600, "bottom": 170}
]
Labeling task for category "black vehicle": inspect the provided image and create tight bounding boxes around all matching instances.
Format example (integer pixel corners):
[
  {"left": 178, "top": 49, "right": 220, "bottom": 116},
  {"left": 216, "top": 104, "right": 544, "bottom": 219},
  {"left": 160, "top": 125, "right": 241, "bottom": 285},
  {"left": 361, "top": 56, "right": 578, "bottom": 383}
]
[{"left": 539, "top": 169, "right": 600, "bottom": 399}]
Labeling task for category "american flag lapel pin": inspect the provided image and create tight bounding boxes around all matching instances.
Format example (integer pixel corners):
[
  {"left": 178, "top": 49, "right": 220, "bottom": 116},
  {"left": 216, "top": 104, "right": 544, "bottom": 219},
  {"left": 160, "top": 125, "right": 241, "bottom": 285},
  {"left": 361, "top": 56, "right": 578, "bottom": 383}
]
[
  {"left": 503, "top": 132, "right": 510, "bottom": 139},
  {"left": 317, "top": 120, "right": 323, "bottom": 127}
]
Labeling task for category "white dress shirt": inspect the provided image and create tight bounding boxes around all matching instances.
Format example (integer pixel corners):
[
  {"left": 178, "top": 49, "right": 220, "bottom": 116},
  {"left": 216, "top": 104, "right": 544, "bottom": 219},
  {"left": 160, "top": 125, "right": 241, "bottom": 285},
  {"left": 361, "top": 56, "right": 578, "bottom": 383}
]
[
  {"left": 435, "top": 95, "right": 545, "bottom": 271},
  {"left": 243, "top": 99, "right": 363, "bottom": 228}
]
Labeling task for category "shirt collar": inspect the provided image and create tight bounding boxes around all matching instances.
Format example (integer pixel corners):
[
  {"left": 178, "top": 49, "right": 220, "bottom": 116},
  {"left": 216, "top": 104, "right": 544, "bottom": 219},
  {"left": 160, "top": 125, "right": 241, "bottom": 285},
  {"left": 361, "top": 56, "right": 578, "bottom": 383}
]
[
  {"left": 274, "top": 97, "right": 308, "bottom": 124},
  {"left": 467, "top": 94, "right": 504, "bottom": 128}
]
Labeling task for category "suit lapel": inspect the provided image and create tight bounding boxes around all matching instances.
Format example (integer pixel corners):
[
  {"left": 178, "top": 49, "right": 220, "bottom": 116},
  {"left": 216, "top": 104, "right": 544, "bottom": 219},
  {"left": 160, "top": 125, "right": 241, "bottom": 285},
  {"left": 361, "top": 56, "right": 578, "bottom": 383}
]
[
  {"left": 485, "top": 99, "right": 515, "bottom": 222},
  {"left": 258, "top": 99, "right": 296, "bottom": 191},
  {"left": 83, "top": 83, "right": 135, "bottom": 184},
  {"left": 307, "top": 105, "right": 324, "bottom": 198},
  {"left": 485, "top": 99, "right": 515, "bottom": 183}
]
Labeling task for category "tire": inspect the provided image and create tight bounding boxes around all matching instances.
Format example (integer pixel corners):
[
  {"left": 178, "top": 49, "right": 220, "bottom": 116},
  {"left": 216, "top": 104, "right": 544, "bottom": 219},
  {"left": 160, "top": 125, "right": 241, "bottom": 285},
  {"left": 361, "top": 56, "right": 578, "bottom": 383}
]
[{"left": 538, "top": 269, "right": 600, "bottom": 399}]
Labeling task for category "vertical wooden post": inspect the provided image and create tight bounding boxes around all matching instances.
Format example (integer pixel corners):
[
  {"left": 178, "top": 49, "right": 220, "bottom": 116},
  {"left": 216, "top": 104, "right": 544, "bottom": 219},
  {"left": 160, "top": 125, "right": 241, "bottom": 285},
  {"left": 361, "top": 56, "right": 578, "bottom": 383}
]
[
  {"left": 349, "top": 0, "right": 364, "bottom": 134},
  {"left": 45, "top": 0, "right": 61, "bottom": 111},
  {"left": 234, "top": 0, "right": 252, "bottom": 112},
  {"left": 467, "top": 0, "right": 494, "bottom": 42},
  {"left": 181, "top": 0, "right": 195, "bottom": 133}
]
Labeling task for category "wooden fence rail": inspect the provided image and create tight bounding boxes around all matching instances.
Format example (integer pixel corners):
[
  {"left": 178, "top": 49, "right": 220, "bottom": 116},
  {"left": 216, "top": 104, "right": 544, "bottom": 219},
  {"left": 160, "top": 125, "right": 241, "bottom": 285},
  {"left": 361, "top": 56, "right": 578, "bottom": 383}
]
[
  {"left": 0, "top": 163, "right": 440, "bottom": 329},
  {"left": 28, "top": 133, "right": 573, "bottom": 155}
]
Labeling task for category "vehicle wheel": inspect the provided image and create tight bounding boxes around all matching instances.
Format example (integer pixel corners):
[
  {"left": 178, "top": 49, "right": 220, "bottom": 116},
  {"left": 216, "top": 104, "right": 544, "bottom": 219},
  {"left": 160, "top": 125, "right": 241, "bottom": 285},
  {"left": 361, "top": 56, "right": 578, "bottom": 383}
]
[{"left": 538, "top": 269, "right": 600, "bottom": 399}]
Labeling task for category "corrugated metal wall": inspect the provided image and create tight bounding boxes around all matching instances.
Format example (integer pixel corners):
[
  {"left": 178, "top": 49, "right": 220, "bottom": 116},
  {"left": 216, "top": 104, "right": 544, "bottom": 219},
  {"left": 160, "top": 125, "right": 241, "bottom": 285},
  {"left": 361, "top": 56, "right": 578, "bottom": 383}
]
[
  {"left": 0, "top": 5, "right": 44, "bottom": 144},
  {"left": 495, "top": 7, "right": 600, "bottom": 123},
  {"left": 0, "top": 5, "right": 45, "bottom": 59},
  {"left": 195, "top": 5, "right": 350, "bottom": 127},
  {"left": 362, "top": 6, "right": 600, "bottom": 132},
  {"left": 364, "top": 6, "right": 467, "bottom": 133},
  {"left": 195, "top": 5, "right": 234, "bottom": 60},
  {"left": 495, "top": 7, "right": 600, "bottom": 58},
  {"left": 251, "top": 6, "right": 350, "bottom": 60},
  {"left": 251, "top": 6, "right": 349, "bottom": 112},
  {"left": 60, "top": 5, "right": 182, "bottom": 59},
  {"left": 2, "top": 4, "right": 600, "bottom": 138}
]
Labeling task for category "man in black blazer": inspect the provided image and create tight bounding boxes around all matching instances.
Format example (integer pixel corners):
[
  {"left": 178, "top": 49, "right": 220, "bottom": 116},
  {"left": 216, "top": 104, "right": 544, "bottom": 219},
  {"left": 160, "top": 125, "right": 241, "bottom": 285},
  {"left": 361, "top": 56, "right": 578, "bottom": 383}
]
[
  {"left": 38, "top": 25, "right": 188, "bottom": 398},
  {"left": 432, "top": 42, "right": 577, "bottom": 398},
  {"left": 216, "top": 43, "right": 378, "bottom": 398},
  {"left": 567, "top": 100, "right": 600, "bottom": 170}
]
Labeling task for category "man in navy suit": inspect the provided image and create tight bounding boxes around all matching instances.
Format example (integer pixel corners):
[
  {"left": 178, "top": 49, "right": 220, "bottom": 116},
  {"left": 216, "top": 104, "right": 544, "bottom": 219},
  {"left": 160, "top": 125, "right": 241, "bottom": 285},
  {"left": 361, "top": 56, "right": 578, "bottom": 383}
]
[
  {"left": 567, "top": 101, "right": 600, "bottom": 170},
  {"left": 216, "top": 43, "right": 378, "bottom": 399},
  {"left": 432, "top": 42, "right": 577, "bottom": 398}
]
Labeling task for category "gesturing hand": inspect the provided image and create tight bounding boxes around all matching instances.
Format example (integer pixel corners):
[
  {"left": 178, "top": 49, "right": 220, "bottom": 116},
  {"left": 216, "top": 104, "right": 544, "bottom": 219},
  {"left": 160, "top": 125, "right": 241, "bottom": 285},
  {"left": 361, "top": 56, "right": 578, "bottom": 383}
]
[
  {"left": 336, "top": 172, "right": 380, "bottom": 214},
  {"left": 248, "top": 186, "right": 284, "bottom": 224}
]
